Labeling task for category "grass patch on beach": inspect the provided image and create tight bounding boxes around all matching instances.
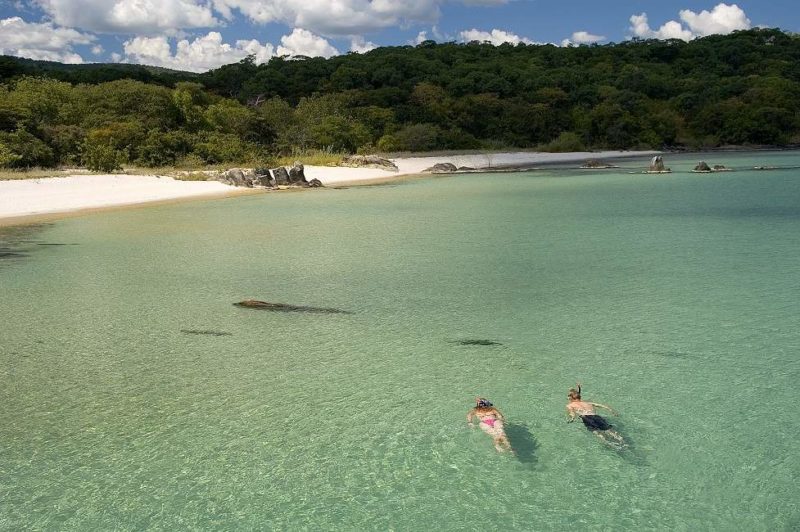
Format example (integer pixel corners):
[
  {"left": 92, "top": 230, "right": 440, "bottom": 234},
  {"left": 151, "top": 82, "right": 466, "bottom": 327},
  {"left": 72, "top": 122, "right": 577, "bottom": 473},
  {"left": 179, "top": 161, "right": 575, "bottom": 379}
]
[
  {"left": 0, "top": 168, "right": 92, "bottom": 180},
  {"left": 276, "top": 148, "right": 345, "bottom": 167}
]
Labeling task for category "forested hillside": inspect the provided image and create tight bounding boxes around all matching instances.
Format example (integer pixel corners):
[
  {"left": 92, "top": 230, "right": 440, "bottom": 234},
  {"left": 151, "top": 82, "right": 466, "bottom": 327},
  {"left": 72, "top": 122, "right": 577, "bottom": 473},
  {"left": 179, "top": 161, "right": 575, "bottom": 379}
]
[{"left": 1, "top": 28, "right": 799, "bottom": 170}]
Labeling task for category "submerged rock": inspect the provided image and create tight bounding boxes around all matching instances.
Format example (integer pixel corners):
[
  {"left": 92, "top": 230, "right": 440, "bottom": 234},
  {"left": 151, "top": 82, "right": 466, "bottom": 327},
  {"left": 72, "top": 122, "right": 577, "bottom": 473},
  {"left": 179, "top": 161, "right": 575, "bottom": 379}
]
[
  {"left": 454, "top": 339, "right": 503, "bottom": 346},
  {"left": 181, "top": 329, "right": 233, "bottom": 337},
  {"left": 234, "top": 299, "right": 353, "bottom": 314}
]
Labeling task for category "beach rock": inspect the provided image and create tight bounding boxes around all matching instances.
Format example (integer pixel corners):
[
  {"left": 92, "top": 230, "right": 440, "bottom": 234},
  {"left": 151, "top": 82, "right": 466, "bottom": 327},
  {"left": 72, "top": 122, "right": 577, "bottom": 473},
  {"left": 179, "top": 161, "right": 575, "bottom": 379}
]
[
  {"left": 243, "top": 169, "right": 261, "bottom": 187},
  {"left": 288, "top": 162, "right": 307, "bottom": 185},
  {"left": 308, "top": 178, "right": 323, "bottom": 187},
  {"left": 694, "top": 161, "right": 711, "bottom": 172},
  {"left": 582, "top": 159, "right": 605, "bottom": 168},
  {"left": 254, "top": 167, "right": 274, "bottom": 187},
  {"left": 340, "top": 155, "right": 398, "bottom": 171},
  {"left": 271, "top": 167, "right": 290, "bottom": 185},
  {"left": 457, "top": 166, "right": 475, "bottom": 171},
  {"left": 218, "top": 168, "right": 248, "bottom": 187},
  {"left": 424, "top": 162, "right": 458, "bottom": 173}
]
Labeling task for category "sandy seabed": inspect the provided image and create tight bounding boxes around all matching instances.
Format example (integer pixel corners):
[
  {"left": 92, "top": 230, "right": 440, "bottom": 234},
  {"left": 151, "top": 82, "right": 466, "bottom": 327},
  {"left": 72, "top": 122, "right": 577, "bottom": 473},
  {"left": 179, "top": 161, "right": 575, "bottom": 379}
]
[{"left": 0, "top": 151, "right": 657, "bottom": 225}]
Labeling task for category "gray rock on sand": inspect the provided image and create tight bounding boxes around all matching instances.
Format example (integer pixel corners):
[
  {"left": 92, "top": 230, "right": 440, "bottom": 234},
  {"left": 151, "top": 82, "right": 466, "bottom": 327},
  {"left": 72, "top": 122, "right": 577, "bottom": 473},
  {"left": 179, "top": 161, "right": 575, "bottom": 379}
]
[
  {"left": 288, "top": 161, "right": 308, "bottom": 185},
  {"left": 308, "top": 178, "right": 323, "bottom": 187},
  {"left": 340, "top": 155, "right": 398, "bottom": 171},
  {"left": 424, "top": 162, "right": 458, "bottom": 173},
  {"left": 271, "top": 167, "right": 290, "bottom": 185},
  {"left": 254, "top": 167, "right": 274, "bottom": 187},
  {"left": 217, "top": 168, "right": 248, "bottom": 187}
]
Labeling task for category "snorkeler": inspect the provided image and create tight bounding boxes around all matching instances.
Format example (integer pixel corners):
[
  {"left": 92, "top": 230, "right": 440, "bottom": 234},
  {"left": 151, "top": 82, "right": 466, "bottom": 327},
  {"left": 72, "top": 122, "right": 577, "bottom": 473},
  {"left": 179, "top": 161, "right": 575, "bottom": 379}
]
[
  {"left": 566, "top": 383, "right": 625, "bottom": 447},
  {"left": 467, "top": 397, "right": 513, "bottom": 453}
]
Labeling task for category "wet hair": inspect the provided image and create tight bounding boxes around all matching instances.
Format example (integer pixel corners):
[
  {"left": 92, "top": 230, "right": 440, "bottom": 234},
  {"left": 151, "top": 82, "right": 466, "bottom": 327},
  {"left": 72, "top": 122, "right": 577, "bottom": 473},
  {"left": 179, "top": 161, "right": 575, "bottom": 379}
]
[
  {"left": 476, "top": 397, "right": 493, "bottom": 408},
  {"left": 568, "top": 387, "right": 581, "bottom": 400}
]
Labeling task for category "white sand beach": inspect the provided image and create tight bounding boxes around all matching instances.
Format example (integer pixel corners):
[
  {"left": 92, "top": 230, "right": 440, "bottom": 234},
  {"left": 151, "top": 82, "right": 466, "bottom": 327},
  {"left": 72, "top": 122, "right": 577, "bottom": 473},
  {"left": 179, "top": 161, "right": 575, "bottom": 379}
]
[
  {"left": 304, "top": 150, "right": 658, "bottom": 185},
  {"left": 0, "top": 151, "right": 656, "bottom": 224}
]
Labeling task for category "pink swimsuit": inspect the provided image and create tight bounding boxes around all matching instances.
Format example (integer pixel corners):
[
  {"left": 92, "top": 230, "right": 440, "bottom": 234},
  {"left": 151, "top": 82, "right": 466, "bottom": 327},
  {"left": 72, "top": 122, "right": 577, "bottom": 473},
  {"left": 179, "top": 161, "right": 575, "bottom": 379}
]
[{"left": 482, "top": 417, "right": 497, "bottom": 428}]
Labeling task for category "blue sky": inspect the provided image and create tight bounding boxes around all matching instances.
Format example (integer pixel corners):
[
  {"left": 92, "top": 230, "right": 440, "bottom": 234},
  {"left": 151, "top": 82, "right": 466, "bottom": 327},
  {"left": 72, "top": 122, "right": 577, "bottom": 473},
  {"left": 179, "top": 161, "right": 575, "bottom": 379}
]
[{"left": 0, "top": 1, "right": 797, "bottom": 72}]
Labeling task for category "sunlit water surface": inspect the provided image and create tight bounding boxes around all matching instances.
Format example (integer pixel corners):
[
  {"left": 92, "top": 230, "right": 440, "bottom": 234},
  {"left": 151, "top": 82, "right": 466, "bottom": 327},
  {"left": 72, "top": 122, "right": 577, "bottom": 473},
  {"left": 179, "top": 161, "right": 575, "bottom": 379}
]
[{"left": 2, "top": 152, "right": 799, "bottom": 530}]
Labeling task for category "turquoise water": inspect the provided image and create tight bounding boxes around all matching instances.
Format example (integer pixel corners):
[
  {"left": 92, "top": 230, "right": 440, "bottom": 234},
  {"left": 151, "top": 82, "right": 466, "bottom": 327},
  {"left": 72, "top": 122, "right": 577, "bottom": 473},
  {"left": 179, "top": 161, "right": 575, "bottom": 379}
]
[{"left": 1, "top": 152, "right": 799, "bottom": 530}]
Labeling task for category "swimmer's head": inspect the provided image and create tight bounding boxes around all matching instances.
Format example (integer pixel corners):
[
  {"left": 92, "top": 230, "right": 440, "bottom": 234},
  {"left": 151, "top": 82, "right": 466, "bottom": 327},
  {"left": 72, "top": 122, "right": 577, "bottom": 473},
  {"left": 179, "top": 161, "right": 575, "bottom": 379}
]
[
  {"left": 475, "top": 397, "right": 493, "bottom": 408},
  {"left": 568, "top": 388, "right": 581, "bottom": 401}
]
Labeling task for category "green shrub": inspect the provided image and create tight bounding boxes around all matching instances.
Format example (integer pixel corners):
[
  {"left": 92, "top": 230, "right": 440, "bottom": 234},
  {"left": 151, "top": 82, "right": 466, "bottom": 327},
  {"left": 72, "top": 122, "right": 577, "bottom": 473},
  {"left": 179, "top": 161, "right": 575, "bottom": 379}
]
[
  {"left": 191, "top": 132, "right": 259, "bottom": 164},
  {"left": 0, "top": 130, "right": 55, "bottom": 168},
  {"left": 377, "top": 123, "right": 442, "bottom": 152},
  {"left": 539, "top": 131, "right": 585, "bottom": 152},
  {"left": 81, "top": 140, "right": 125, "bottom": 172},
  {"left": 136, "top": 130, "right": 192, "bottom": 167}
]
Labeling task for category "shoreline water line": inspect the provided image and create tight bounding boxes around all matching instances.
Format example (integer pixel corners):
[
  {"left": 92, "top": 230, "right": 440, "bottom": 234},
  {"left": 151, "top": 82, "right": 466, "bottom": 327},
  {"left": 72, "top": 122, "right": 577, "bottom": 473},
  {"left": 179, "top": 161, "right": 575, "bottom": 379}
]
[{"left": 0, "top": 151, "right": 657, "bottom": 226}]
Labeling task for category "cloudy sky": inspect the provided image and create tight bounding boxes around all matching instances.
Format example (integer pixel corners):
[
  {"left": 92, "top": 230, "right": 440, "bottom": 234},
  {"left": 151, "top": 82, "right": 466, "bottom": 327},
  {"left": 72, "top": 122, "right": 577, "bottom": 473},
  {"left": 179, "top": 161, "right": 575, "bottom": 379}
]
[{"left": 0, "top": 1, "right": 796, "bottom": 72}]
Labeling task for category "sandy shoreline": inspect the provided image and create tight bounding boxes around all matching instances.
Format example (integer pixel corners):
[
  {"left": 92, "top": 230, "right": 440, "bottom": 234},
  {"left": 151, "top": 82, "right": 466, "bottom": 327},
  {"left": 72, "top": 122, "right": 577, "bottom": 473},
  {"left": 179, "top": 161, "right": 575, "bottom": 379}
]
[{"left": 0, "top": 151, "right": 656, "bottom": 225}]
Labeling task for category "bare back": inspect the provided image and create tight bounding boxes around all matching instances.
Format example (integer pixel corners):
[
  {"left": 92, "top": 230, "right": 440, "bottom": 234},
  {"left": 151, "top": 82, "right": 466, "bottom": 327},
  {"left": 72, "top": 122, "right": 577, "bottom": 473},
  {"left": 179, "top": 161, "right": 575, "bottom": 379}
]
[{"left": 566, "top": 400, "right": 596, "bottom": 416}]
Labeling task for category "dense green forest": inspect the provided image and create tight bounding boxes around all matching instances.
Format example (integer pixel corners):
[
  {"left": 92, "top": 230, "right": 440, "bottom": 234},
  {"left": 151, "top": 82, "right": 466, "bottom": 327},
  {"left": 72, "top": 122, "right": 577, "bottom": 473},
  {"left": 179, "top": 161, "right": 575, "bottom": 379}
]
[{"left": 1, "top": 28, "right": 799, "bottom": 170}]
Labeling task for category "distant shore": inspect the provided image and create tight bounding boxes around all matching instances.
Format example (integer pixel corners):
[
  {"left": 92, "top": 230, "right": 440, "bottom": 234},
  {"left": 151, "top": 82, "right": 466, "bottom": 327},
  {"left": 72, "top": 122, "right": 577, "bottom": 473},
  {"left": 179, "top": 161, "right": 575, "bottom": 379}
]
[{"left": 0, "top": 150, "right": 657, "bottom": 226}]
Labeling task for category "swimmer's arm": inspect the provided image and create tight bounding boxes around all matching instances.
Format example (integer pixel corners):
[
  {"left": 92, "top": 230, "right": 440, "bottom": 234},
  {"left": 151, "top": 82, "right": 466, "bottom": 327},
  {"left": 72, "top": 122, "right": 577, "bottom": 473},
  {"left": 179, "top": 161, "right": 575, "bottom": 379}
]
[
  {"left": 566, "top": 406, "right": 576, "bottom": 422},
  {"left": 591, "top": 402, "right": 618, "bottom": 415},
  {"left": 466, "top": 409, "right": 475, "bottom": 424}
]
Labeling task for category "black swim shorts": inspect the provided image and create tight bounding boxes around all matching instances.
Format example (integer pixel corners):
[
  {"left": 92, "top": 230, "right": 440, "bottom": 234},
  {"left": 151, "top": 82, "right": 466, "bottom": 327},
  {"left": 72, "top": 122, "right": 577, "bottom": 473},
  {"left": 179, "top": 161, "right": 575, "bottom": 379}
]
[{"left": 581, "top": 414, "right": 611, "bottom": 431}]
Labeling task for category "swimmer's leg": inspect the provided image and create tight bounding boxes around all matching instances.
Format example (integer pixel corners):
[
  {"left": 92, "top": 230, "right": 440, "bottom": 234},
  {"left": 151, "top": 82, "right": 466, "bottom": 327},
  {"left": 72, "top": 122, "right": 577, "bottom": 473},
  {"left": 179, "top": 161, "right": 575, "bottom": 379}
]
[
  {"left": 495, "top": 436, "right": 514, "bottom": 454},
  {"left": 594, "top": 430, "right": 625, "bottom": 448}
]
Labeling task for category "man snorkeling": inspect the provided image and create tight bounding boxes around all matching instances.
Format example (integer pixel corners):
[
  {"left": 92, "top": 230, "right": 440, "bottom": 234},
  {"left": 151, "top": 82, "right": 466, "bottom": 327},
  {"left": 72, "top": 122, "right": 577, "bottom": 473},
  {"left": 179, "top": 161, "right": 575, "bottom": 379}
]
[
  {"left": 467, "top": 397, "right": 513, "bottom": 453},
  {"left": 566, "top": 383, "right": 625, "bottom": 447}
]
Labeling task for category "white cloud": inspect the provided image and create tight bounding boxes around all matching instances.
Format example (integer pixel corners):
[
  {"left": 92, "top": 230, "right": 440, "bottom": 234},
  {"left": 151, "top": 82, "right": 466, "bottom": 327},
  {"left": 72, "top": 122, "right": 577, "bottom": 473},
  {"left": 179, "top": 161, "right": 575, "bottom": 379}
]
[
  {"left": 276, "top": 28, "right": 339, "bottom": 58},
  {"left": 212, "top": 0, "right": 439, "bottom": 36},
  {"left": 122, "top": 31, "right": 274, "bottom": 72},
  {"left": 459, "top": 28, "right": 534, "bottom": 45},
  {"left": 629, "top": 3, "right": 750, "bottom": 42},
  {"left": 350, "top": 36, "right": 377, "bottom": 53},
  {"left": 213, "top": 0, "right": 494, "bottom": 36},
  {"left": 679, "top": 3, "right": 750, "bottom": 36},
  {"left": 0, "top": 16, "right": 93, "bottom": 63},
  {"left": 33, "top": 0, "right": 219, "bottom": 34},
  {"left": 91, "top": 44, "right": 104, "bottom": 55},
  {"left": 569, "top": 31, "right": 605, "bottom": 45},
  {"left": 415, "top": 30, "right": 429, "bottom": 44}
]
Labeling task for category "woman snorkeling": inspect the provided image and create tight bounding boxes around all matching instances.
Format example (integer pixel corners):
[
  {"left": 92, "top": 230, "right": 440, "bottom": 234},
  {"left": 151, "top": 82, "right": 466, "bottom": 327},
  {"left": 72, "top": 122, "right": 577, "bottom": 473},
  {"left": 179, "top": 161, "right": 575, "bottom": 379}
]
[{"left": 467, "top": 397, "right": 513, "bottom": 453}]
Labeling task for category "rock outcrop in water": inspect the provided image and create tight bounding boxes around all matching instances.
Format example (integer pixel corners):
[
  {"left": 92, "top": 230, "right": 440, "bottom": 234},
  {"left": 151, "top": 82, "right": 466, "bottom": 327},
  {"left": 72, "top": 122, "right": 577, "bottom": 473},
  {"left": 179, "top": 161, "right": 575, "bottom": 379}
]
[
  {"left": 234, "top": 299, "right": 353, "bottom": 314},
  {"left": 693, "top": 161, "right": 712, "bottom": 172},
  {"left": 647, "top": 155, "right": 671, "bottom": 173}
]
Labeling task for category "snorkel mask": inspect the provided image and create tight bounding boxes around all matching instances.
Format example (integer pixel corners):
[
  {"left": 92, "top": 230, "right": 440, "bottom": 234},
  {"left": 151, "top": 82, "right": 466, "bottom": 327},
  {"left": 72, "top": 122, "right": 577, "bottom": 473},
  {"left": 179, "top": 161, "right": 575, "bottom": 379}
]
[{"left": 476, "top": 398, "right": 493, "bottom": 408}]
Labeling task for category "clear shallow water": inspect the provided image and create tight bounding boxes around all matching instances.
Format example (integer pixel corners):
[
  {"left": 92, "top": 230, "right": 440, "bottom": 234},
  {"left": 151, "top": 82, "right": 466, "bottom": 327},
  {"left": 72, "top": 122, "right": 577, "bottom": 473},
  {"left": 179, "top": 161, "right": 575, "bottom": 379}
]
[{"left": 1, "top": 152, "right": 799, "bottom": 530}]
